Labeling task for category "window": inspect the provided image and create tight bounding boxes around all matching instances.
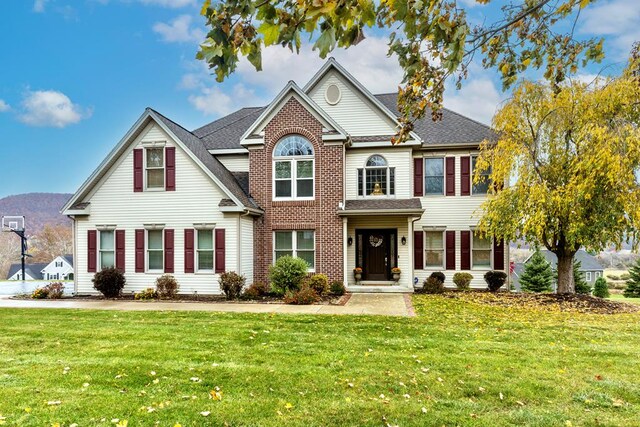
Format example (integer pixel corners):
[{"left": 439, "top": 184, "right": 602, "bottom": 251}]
[
  {"left": 425, "top": 158, "right": 444, "bottom": 195},
  {"left": 55, "top": 261, "right": 63, "bottom": 267},
  {"left": 472, "top": 156, "right": 491, "bottom": 195},
  {"left": 472, "top": 234, "right": 492, "bottom": 268},
  {"left": 99, "top": 230, "right": 115, "bottom": 270},
  {"left": 424, "top": 231, "right": 444, "bottom": 267},
  {"left": 147, "top": 230, "right": 164, "bottom": 271},
  {"left": 274, "top": 230, "right": 315, "bottom": 270},
  {"left": 146, "top": 148, "right": 165, "bottom": 189},
  {"left": 586, "top": 272, "right": 592, "bottom": 281},
  {"left": 273, "top": 136, "right": 314, "bottom": 199},
  {"left": 197, "top": 230, "right": 214, "bottom": 272},
  {"left": 358, "top": 155, "right": 395, "bottom": 196},
  {"left": 595, "top": 271, "right": 602, "bottom": 279}
]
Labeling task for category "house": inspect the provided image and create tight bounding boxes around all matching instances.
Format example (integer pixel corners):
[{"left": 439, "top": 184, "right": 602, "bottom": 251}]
[
  {"left": 41, "top": 255, "right": 74, "bottom": 281},
  {"left": 62, "top": 59, "right": 507, "bottom": 295},
  {"left": 511, "top": 249, "right": 604, "bottom": 290},
  {"left": 6, "top": 263, "right": 48, "bottom": 281}
]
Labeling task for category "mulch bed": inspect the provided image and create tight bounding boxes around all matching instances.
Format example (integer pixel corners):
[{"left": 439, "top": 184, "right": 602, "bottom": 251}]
[{"left": 441, "top": 291, "right": 640, "bottom": 315}]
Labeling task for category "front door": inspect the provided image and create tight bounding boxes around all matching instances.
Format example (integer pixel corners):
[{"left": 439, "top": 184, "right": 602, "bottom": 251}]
[{"left": 357, "top": 229, "right": 397, "bottom": 281}]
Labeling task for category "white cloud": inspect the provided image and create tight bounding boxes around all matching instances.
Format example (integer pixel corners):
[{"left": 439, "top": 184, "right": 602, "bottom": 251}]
[
  {"left": 188, "top": 83, "right": 261, "bottom": 116},
  {"left": 33, "top": 0, "right": 49, "bottom": 13},
  {"left": 580, "top": 0, "right": 640, "bottom": 58},
  {"left": 19, "top": 90, "right": 91, "bottom": 128},
  {"left": 153, "top": 14, "right": 205, "bottom": 43},
  {"left": 444, "top": 77, "right": 504, "bottom": 125},
  {"left": 0, "top": 100, "right": 9, "bottom": 112}
]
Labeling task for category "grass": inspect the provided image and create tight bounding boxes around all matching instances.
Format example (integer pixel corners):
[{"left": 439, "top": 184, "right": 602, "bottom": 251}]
[
  {"left": 608, "top": 293, "right": 640, "bottom": 305},
  {"left": 1, "top": 297, "right": 639, "bottom": 426}
]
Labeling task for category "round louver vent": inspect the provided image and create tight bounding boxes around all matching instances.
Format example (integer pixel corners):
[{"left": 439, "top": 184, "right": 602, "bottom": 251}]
[{"left": 325, "top": 84, "right": 341, "bottom": 105}]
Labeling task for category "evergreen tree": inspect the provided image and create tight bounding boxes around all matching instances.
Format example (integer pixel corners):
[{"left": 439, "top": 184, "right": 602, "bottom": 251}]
[
  {"left": 593, "top": 277, "right": 610, "bottom": 298},
  {"left": 574, "top": 260, "right": 591, "bottom": 295},
  {"left": 624, "top": 258, "right": 640, "bottom": 298},
  {"left": 520, "top": 251, "right": 554, "bottom": 293}
]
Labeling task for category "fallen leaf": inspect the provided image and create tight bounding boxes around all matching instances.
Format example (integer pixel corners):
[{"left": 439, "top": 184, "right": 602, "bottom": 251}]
[
  {"left": 285, "top": 402, "right": 293, "bottom": 410},
  {"left": 209, "top": 390, "right": 223, "bottom": 401},
  {"left": 82, "top": 383, "right": 90, "bottom": 388},
  {"left": 47, "top": 401, "right": 61, "bottom": 406},
  {"left": 190, "top": 377, "right": 201, "bottom": 383},
  {"left": 516, "top": 401, "right": 525, "bottom": 406},
  {"left": 200, "top": 411, "right": 211, "bottom": 417},
  {"left": 152, "top": 379, "right": 160, "bottom": 384},
  {"left": 421, "top": 407, "right": 427, "bottom": 414},
  {"left": 499, "top": 392, "right": 504, "bottom": 400},
  {"left": 150, "top": 371, "right": 156, "bottom": 376}
]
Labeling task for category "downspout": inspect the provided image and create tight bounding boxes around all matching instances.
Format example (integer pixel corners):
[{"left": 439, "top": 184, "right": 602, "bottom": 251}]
[
  {"left": 70, "top": 215, "right": 77, "bottom": 295},
  {"left": 409, "top": 216, "right": 420, "bottom": 291}
]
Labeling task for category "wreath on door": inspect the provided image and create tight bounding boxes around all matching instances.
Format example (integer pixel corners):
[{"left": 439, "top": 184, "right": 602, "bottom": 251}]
[{"left": 369, "top": 235, "right": 384, "bottom": 247}]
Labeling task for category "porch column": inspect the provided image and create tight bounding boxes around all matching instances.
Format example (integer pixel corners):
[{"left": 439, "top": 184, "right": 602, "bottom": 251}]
[
  {"left": 342, "top": 217, "right": 348, "bottom": 288},
  {"left": 407, "top": 217, "right": 414, "bottom": 289}
]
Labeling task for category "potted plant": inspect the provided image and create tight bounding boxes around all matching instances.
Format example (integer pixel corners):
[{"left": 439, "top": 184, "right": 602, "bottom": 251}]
[
  {"left": 391, "top": 267, "right": 401, "bottom": 282},
  {"left": 353, "top": 267, "right": 363, "bottom": 284}
]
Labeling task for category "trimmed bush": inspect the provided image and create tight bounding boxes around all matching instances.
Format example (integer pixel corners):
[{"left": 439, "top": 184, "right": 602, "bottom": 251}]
[
  {"left": 219, "top": 271, "right": 246, "bottom": 300},
  {"left": 268, "top": 255, "right": 308, "bottom": 296},
  {"left": 135, "top": 288, "right": 158, "bottom": 300},
  {"left": 31, "top": 287, "right": 48, "bottom": 299},
  {"left": 156, "top": 274, "right": 180, "bottom": 299},
  {"left": 92, "top": 267, "right": 126, "bottom": 298},
  {"left": 308, "top": 274, "right": 329, "bottom": 296},
  {"left": 484, "top": 270, "right": 507, "bottom": 292},
  {"left": 429, "top": 271, "right": 446, "bottom": 285},
  {"left": 242, "top": 282, "right": 270, "bottom": 300},
  {"left": 418, "top": 277, "right": 445, "bottom": 294},
  {"left": 330, "top": 281, "right": 346, "bottom": 296},
  {"left": 283, "top": 284, "right": 320, "bottom": 305},
  {"left": 593, "top": 277, "right": 610, "bottom": 298},
  {"left": 453, "top": 272, "right": 473, "bottom": 290},
  {"left": 44, "top": 282, "right": 65, "bottom": 299}
]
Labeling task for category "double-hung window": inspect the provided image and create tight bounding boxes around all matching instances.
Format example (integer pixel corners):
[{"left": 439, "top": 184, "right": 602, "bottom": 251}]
[
  {"left": 274, "top": 230, "right": 315, "bottom": 270},
  {"left": 273, "top": 136, "right": 314, "bottom": 199},
  {"left": 358, "top": 155, "right": 395, "bottom": 196},
  {"left": 472, "top": 156, "right": 491, "bottom": 195},
  {"left": 472, "top": 234, "right": 492, "bottom": 268},
  {"left": 147, "top": 230, "right": 164, "bottom": 271},
  {"left": 425, "top": 158, "right": 444, "bottom": 195},
  {"left": 99, "top": 230, "right": 115, "bottom": 270},
  {"left": 424, "top": 231, "right": 445, "bottom": 268},
  {"left": 146, "top": 148, "right": 165, "bottom": 190},
  {"left": 197, "top": 229, "right": 214, "bottom": 272}
]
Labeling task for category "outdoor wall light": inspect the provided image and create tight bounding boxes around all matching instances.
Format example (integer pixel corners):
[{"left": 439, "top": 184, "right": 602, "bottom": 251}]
[
  {"left": 401, "top": 236, "right": 407, "bottom": 245},
  {"left": 348, "top": 236, "right": 353, "bottom": 246}
]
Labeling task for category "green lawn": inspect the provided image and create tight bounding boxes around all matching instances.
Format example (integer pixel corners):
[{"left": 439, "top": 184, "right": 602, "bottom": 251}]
[
  {"left": 608, "top": 293, "right": 640, "bottom": 305},
  {"left": 1, "top": 297, "right": 639, "bottom": 426}
]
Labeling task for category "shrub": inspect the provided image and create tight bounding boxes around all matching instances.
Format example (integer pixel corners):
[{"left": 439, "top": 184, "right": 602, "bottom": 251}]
[
  {"left": 608, "top": 274, "right": 620, "bottom": 281},
  {"left": 308, "top": 274, "right": 329, "bottom": 296},
  {"left": 484, "top": 271, "right": 507, "bottom": 292},
  {"left": 330, "top": 281, "right": 346, "bottom": 296},
  {"left": 268, "top": 256, "right": 308, "bottom": 296},
  {"left": 624, "top": 258, "right": 640, "bottom": 298},
  {"left": 44, "top": 282, "right": 65, "bottom": 299},
  {"left": 31, "top": 287, "right": 49, "bottom": 299},
  {"left": 593, "top": 277, "right": 610, "bottom": 298},
  {"left": 155, "top": 274, "right": 180, "bottom": 299},
  {"left": 418, "top": 277, "right": 445, "bottom": 294},
  {"left": 429, "top": 271, "right": 446, "bottom": 285},
  {"left": 573, "top": 260, "right": 591, "bottom": 295},
  {"left": 520, "top": 250, "right": 554, "bottom": 292},
  {"left": 219, "top": 271, "right": 246, "bottom": 300},
  {"left": 621, "top": 273, "right": 631, "bottom": 281},
  {"left": 135, "top": 288, "right": 157, "bottom": 300},
  {"left": 283, "top": 284, "right": 320, "bottom": 305},
  {"left": 242, "top": 282, "right": 270, "bottom": 300},
  {"left": 92, "top": 267, "right": 126, "bottom": 298},
  {"left": 452, "top": 272, "right": 473, "bottom": 290}
]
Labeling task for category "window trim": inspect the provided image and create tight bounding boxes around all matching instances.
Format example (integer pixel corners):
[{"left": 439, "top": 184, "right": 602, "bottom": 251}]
[
  {"left": 471, "top": 155, "right": 491, "bottom": 196},
  {"left": 145, "top": 147, "right": 165, "bottom": 191},
  {"left": 98, "top": 230, "right": 116, "bottom": 271},
  {"left": 146, "top": 229, "right": 164, "bottom": 273},
  {"left": 586, "top": 271, "right": 592, "bottom": 282},
  {"left": 272, "top": 137, "right": 315, "bottom": 201},
  {"left": 273, "top": 230, "right": 316, "bottom": 272},
  {"left": 196, "top": 229, "right": 215, "bottom": 273},
  {"left": 471, "top": 232, "right": 493, "bottom": 270},
  {"left": 361, "top": 155, "right": 395, "bottom": 198},
  {"left": 424, "top": 229, "right": 445, "bottom": 269},
  {"left": 424, "top": 157, "right": 445, "bottom": 196}
]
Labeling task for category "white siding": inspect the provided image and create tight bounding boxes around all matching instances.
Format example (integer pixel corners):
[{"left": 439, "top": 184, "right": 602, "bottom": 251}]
[
  {"left": 75, "top": 122, "right": 241, "bottom": 295},
  {"left": 216, "top": 154, "right": 249, "bottom": 172},
  {"left": 309, "top": 70, "right": 397, "bottom": 136},
  {"left": 345, "top": 147, "right": 413, "bottom": 199},
  {"left": 240, "top": 215, "right": 254, "bottom": 283}
]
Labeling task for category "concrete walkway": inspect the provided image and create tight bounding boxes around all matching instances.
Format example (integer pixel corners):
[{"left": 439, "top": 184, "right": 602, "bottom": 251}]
[{"left": 0, "top": 293, "right": 412, "bottom": 317}]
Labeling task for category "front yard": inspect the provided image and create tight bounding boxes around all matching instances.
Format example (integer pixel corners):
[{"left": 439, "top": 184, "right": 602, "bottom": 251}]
[{"left": 1, "top": 295, "right": 639, "bottom": 426}]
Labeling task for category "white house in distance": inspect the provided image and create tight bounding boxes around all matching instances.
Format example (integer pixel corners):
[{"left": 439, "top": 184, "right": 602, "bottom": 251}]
[
  {"left": 62, "top": 59, "right": 508, "bottom": 295},
  {"left": 6, "top": 263, "right": 48, "bottom": 281},
  {"left": 6, "top": 255, "right": 74, "bottom": 281}
]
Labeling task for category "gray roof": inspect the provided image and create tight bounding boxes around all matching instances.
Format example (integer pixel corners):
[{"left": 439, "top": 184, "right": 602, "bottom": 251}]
[
  {"left": 6, "top": 263, "right": 47, "bottom": 280},
  {"left": 191, "top": 93, "right": 494, "bottom": 150},
  {"left": 534, "top": 249, "right": 604, "bottom": 272},
  {"left": 62, "top": 254, "right": 73, "bottom": 266},
  {"left": 342, "top": 198, "right": 423, "bottom": 213}
]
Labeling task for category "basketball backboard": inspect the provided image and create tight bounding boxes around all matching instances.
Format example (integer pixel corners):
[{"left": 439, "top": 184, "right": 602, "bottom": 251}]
[{"left": 1, "top": 216, "right": 25, "bottom": 232}]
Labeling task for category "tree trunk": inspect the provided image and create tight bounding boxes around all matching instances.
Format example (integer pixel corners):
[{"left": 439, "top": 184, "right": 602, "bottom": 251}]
[{"left": 556, "top": 253, "right": 575, "bottom": 294}]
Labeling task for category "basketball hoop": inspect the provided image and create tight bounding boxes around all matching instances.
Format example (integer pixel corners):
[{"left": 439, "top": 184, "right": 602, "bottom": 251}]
[{"left": 1, "top": 216, "right": 25, "bottom": 233}]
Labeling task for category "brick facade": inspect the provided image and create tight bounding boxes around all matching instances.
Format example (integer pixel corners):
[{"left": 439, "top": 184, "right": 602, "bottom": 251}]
[{"left": 249, "top": 97, "right": 344, "bottom": 283}]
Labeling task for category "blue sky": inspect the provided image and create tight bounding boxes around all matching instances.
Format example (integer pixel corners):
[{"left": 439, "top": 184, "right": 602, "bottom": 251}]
[{"left": 0, "top": 0, "right": 637, "bottom": 199}]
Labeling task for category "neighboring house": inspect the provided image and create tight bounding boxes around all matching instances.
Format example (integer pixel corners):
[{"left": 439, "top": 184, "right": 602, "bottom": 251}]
[
  {"left": 62, "top": 59, "right": 507, "bottom": 295},
  {"left": 6, "top": 263, "right": 48, "bottom": 281},
  {"left": 511, "top": 249, "right": 604, "bottom": 290},
  {"left": 41, "top": 255, "right": 74, "bottom": 281}
]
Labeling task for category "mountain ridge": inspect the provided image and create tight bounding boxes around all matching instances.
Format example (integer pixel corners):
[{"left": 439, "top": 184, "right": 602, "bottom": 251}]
[{"left": 0, "top": 193, "right": 72, "bottom": 235}]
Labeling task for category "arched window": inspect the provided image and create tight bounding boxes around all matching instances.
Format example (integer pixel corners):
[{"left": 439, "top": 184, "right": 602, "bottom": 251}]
[
  {"left": 273, "top": 135, "right": 314, "bottom": 199},
  {"left": 357, "top": 155, "right": 395, "bottom": 196}
]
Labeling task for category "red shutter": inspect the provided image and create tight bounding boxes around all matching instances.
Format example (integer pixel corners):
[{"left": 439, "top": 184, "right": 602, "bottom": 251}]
[
  {"left": 133, "top": 149, "right": 143, "bottom": 192},
  {"left": 445, "top": 230, "right": 456, "bottom": 270},
  {"left": 135, "top": 229, "right": 145, "bottom": 273},
  {"left": 461, "top": 230, "right": 471, "bottom": 270},
  {"left": 461, "top": 156, "right": 471, "bottom": 196},
  {"left": 446, "top": 157, "right": 455, "bottom": 196},
  {"left": 413, "top": 231, "right": 423, "bottom": 270},
  {"left": 164, "top": 229, "right": 174, "bottom": 273},
  {"left": 184, "top": 229, "right": 195, "bottom": 273},
  {"left": 413, "top": 158, "right": 423, "bottom": 197},
  {"left": 165, "top": 147, "right": 176, "bottom": 191},
  {"left": 493, "top": 238, "right": 505, "bottom": 270},
  {"left": 115, "top": 230, "right": 126, "bottom": 272},
  {"left": 87, "top": 230, "right": 97, "bottom": 273},
  {"left": 215, "top": 228, "right": 225, "bottom": 273}
]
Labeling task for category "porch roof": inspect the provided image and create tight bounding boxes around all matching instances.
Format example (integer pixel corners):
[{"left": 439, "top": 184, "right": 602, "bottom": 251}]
[{"left": 338, "top": 199, "right": 424, "bottom": 216}]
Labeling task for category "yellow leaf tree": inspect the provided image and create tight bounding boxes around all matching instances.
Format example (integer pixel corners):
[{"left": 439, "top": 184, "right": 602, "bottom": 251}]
[{"left": 475, "top": 49, "right": 640, "bottom": 293}]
